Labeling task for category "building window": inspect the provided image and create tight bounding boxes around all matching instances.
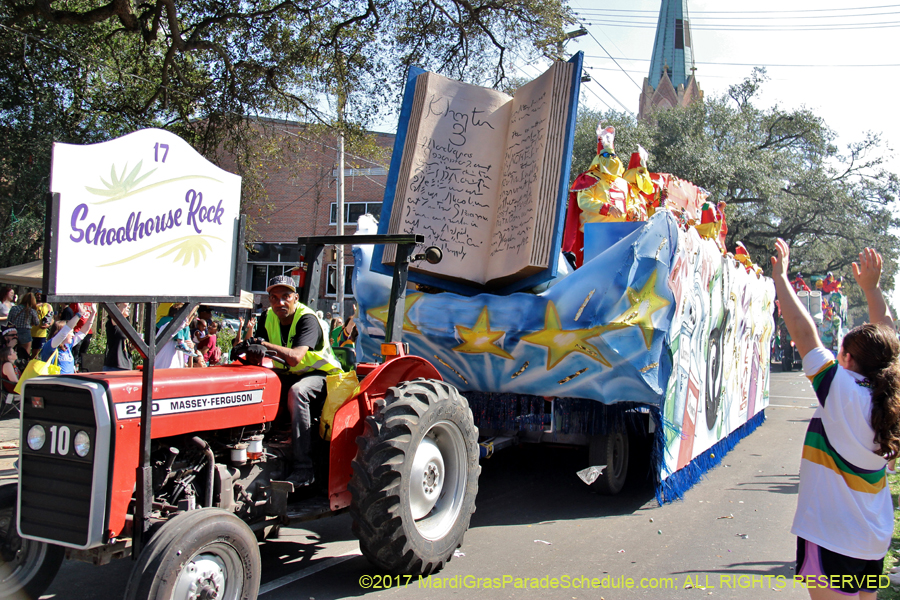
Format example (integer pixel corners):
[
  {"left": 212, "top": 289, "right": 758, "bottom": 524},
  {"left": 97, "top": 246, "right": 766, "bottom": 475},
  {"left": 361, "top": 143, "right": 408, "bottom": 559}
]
[
  {"left": 246, "top": 243, "right": 301, "bottom": 292},
  {"left": 250, "top": 264, "right": 295, "bottom": 293},
  {"left": 325, "top": 265, "right": 354, "bottom": 297},
  {"left": 674, "top": 19, "right": 684, "bottom": 50},
  {"left": 330, "top": 201, "right": 383, "bottom": 226}
]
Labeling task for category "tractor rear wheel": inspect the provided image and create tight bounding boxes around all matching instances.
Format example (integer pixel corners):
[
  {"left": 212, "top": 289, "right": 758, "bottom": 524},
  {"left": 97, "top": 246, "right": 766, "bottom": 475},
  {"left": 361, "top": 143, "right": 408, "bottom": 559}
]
[
  {"left": 124, "top": 508, "right": 260, "bottom": 600},
  {"left": 349, "top": 378, "right": 480, "bottom": 575},
  {"left": 0, "top": 483, "right": 64, "bottom": 599}
]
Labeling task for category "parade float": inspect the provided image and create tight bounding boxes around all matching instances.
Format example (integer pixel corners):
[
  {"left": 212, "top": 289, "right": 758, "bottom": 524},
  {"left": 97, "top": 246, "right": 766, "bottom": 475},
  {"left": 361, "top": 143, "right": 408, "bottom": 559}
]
[
  {"left": 354, "top": 67, "right": 777, "bottom": 503},
  {"left": 778, "top": 272, "right": 848, "bottom": 370}
]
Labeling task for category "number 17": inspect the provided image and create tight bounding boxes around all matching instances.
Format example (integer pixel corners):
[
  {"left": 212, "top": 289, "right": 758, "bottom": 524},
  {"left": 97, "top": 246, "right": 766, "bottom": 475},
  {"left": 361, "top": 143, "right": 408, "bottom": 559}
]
[{"left": 154, "top": 143, "right": 169, "bottom": 163}]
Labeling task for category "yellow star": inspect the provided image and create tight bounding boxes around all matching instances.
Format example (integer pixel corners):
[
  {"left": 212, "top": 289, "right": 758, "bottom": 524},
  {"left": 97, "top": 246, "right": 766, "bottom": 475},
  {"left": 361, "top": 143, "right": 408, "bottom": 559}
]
[
  {"left": 366, "top": 292, "right": 423, "bottom": 334},
  {"left": 453, "top": 307, "right": 513, "bottom": 359},
  {"left": 521, "top": 301, "right": 610, "bottom": 369},
  {"left": 608, "top": 271, "right": 671, "bottom": 349}
]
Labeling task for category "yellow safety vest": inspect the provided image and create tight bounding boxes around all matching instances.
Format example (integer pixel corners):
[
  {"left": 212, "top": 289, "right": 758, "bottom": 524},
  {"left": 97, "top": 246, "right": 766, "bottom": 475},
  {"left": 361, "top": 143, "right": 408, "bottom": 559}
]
[{"left": 264, "top": 304, "right": 342, "bottom": 375}]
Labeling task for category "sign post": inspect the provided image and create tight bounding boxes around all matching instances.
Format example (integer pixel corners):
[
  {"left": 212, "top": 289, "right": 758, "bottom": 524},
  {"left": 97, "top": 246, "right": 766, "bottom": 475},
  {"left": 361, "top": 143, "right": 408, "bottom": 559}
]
[{"left": 43, "top": 128, "right": 244, "bottom": 555}]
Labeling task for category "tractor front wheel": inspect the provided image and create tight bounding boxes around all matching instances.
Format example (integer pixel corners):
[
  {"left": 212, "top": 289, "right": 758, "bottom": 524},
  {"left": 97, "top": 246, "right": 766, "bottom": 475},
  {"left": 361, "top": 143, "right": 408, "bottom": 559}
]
[
  {"left": 350, "top": 378, "right": 480, "bottom": 575},
  {"left": 124, "top": 508, "right": 260, "bottom": 600},
  {"left": 0, "top": 483, "right": 64, "bottom": 599}
]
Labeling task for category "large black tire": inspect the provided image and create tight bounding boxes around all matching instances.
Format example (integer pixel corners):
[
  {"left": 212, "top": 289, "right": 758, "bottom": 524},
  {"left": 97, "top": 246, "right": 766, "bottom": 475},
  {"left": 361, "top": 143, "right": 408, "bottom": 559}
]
[
  {"left": 349, "top": 378, "right": 480, "bottom": 575},
  {"left": 589, "top": 424, "right": 630, "bottom": 495},
  {"left": 0, "top": 483, "right": 64, "bottom": 599},
  {"left": 124, "top": 508, "right": 260, "bottom": 600}
]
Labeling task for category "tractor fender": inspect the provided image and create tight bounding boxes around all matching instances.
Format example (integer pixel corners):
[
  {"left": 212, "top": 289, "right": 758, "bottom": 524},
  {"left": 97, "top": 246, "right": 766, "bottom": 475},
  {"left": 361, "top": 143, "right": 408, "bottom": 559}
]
[{"left": 328, "top": 356, "right": 443, "bottom": 510}]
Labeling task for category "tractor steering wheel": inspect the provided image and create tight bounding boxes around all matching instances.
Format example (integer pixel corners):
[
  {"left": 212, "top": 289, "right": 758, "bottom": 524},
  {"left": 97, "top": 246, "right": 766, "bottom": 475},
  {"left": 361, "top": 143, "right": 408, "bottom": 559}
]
[{"left": 231, "top": 341, "right": 288, "bottom": 368}]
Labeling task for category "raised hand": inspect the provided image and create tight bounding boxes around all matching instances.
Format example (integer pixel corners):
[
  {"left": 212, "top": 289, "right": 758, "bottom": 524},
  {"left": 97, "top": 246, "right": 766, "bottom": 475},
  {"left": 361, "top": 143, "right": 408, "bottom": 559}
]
[
  {"left": 852, "top": 247, "right": 883, "bottom": 292},
  {"left": 770, "top": 238, "right": 790, "bottom": 279}
]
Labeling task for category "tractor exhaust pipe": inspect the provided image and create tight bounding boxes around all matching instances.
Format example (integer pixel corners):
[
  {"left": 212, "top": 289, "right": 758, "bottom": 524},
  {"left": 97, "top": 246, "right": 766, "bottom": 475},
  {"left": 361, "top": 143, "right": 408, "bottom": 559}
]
[{"left": 192, "top": 436, "right": 215, "bottom": 508}]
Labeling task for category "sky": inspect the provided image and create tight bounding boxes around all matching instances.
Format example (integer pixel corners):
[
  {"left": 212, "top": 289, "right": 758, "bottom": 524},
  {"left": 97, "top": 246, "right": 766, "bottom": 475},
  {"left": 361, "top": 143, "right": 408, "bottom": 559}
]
[{"left": 537, "top": 0, "right": 900, "bottom": 306}]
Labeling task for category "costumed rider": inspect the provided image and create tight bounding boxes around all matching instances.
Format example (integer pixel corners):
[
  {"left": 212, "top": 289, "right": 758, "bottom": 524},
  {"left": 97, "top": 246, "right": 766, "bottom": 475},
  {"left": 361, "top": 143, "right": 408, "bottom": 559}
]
[
  {"left": 242, "top": 275, "right": 342, "bottom": 487},
  {"left": 575, "top": 124, "right": 631, "bottom": 224}
]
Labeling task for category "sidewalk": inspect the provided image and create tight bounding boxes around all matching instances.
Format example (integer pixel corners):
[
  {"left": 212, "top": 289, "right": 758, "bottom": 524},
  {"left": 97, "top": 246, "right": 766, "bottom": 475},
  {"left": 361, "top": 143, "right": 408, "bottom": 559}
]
[
  {"left": 0, "top": 416, "right": 19, "bottom": 483},
  {"left": 0, "top": 415, "right": 19, "bottom": 445}
]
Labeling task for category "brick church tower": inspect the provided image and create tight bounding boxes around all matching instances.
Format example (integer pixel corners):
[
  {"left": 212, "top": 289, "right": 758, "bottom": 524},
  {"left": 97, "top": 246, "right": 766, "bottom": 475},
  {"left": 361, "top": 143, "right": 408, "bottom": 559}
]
[{"left": 638, "top": 0, "right": 704, "bottom": 120}]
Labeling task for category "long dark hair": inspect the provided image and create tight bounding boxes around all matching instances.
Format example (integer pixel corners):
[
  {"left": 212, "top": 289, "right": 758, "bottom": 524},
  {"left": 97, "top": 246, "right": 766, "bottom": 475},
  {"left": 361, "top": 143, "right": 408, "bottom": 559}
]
[
  {"left": 18, "top": 292, "right": 36, "bottom": 310},
  {"left": 842, "top": 323, "right": 900, "bottom": 458}
]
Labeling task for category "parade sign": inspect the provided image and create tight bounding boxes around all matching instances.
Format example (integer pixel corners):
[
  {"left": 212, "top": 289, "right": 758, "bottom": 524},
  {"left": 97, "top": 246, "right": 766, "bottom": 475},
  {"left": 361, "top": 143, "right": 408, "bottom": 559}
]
[{"left": 48, "top": 128, "right": 241, "bottom": 298}]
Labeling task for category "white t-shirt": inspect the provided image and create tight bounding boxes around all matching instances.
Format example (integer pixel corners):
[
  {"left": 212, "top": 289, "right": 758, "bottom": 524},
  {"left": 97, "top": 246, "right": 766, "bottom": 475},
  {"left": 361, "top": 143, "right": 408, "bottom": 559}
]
[{"left": 791, "top": 347, "right": 892, "bottom": 560}]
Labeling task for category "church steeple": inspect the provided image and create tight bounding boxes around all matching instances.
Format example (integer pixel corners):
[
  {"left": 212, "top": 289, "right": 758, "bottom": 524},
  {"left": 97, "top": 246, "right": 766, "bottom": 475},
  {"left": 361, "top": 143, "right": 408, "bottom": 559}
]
[
  {"left": 638, "top": 0, "right": 703, "bottom": 120},
  {"left": 648, "top": 0, "right": 695, "bottom": 89}
]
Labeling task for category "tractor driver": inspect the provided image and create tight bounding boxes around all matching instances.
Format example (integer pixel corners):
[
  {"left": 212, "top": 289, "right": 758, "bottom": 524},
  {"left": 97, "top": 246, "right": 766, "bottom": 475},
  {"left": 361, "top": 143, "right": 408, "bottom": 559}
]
[{"left": 244, "top": 275, "right": 343, "bottom": 487}]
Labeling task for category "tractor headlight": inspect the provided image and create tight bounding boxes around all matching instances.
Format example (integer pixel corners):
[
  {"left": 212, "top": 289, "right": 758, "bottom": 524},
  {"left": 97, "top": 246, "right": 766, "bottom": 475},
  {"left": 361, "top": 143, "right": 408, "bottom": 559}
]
[
  {"left": 27, "top": 425, "right": 46, "bottom": 451},
  {"left": 74, "top": 430, "right": 91, "bottom": 457}
]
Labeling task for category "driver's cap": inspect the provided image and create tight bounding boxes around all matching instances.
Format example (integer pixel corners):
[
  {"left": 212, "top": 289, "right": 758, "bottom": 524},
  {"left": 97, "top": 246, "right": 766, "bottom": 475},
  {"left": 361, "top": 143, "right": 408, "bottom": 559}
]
[{"left": 267, "top": 275, "right": 296, "bottom": 293}]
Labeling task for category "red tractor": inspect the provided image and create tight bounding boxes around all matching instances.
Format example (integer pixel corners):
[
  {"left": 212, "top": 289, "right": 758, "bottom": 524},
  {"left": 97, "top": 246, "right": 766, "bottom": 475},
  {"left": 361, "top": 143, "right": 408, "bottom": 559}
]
[{"left": 2, "top": 234, "right": 480, "bottom": 599}]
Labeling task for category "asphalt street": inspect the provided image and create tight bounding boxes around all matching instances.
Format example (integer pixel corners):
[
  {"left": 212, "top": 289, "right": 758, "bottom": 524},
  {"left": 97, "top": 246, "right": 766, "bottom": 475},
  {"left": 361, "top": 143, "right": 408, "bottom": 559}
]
[{"left": 8, "top": 369, "right": 846, "bottom": 600}]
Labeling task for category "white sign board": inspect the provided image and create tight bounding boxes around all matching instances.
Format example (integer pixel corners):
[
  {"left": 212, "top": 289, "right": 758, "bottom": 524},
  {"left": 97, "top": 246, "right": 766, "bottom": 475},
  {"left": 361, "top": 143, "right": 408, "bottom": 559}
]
[
  {"left": 49, "top": 128, "right": 241, "bottom": 297},
  {"left": 114, "top": 390, "right": 264, "bottom": 420}
]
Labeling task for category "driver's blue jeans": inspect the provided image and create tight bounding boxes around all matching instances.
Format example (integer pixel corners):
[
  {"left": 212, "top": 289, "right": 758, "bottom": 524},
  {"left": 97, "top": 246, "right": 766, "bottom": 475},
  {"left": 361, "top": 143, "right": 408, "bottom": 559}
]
[{"left": 287, "top": 372, "right": 328, "bottom": 474}]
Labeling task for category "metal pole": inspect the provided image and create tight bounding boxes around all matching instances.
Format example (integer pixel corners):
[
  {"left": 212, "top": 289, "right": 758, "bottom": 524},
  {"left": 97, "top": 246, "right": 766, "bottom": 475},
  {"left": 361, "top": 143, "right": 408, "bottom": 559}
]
[
  {"left": 386, "top": 243, "right": 415, "bottom": 344},
  {"left": 134, "top": 301, "right": 156, "bottom": 556},
  {"left": 336, "top": 134, "right": 345, "bottom": 320}
]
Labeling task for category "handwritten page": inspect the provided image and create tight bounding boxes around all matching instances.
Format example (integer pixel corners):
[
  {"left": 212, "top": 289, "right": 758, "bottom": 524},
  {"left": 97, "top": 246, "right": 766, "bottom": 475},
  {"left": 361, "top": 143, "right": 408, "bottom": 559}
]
[
  {"left": 385, "top": 73, "right": 512, "bottom": 283},
  {"left": 486, "top": 69, "right": 553, "bottom": 282}
]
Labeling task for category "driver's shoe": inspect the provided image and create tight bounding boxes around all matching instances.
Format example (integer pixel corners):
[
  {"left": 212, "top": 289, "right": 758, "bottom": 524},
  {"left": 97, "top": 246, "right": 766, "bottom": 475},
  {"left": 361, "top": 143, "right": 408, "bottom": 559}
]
[{"left": 285, "top": 468, "right": 315, "bottom": 488}]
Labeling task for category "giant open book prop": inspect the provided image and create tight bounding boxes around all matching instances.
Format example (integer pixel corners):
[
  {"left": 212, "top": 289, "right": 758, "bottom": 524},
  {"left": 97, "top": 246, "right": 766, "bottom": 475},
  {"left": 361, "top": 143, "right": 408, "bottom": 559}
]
[{"left": 373, "top": 54, "right": 583, "bottom": 295}]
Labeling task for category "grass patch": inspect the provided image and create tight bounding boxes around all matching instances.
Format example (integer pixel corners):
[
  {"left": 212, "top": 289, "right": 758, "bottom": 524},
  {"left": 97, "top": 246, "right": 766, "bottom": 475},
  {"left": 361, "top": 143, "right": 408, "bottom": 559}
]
[{"left": 883, "top": 471, "right": 900, "bottom": 597}]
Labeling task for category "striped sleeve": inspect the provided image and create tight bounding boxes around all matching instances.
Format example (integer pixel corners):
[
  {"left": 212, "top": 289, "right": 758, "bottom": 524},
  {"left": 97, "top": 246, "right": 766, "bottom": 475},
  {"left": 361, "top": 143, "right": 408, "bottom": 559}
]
[{"left": 808, "top": 360, "right": 838, "bottom": 407}]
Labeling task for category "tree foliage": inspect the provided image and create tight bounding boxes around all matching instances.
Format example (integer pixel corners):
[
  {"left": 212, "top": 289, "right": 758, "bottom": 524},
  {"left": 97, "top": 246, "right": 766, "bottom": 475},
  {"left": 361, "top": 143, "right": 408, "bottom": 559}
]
[
  {"left": 570, "top": 70, "right": 900, "bottom": 324},
  {"left": 0, "top": 0, "right": 573, "bottom": 267}
]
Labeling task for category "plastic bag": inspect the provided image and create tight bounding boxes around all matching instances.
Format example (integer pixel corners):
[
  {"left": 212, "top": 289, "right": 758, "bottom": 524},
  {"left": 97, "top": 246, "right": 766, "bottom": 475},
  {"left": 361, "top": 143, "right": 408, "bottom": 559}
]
[
  {"left": 14, "top": 349, "right": 60, "bottom": 395},
  {"left": 320, "top": 370, "right": 360, "bottom": 441}
]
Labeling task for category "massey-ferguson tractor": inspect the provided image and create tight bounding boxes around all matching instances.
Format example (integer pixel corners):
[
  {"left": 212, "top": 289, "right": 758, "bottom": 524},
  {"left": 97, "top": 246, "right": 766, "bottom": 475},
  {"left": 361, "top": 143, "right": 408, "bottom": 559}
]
[{"left": 2, "top": 234, "right": 480, "bottom": 600}]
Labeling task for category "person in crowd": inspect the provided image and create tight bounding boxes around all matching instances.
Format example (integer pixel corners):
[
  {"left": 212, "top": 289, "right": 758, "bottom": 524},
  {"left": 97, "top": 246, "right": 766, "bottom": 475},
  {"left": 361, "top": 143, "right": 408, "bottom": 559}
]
[
  {"left": 198, "top": 321, "right": 222, "bottom": 366},
  {"left": 188, "top": 318, "right": 208, "bottom": 367},
  {"left": 7, "top": 293, "right": 41, "bottom": 355},
  {"left": 192, "top": 318, "right": 208, "bottom": 346},
  {"left": 235, "top": 315, "right": 257, "bottom": 346},
  {"left": 330, "top": 314, "right": 358, "bottom": 350},
  {"left": 197, "top": 306, "right": 213, "bottom": 324},
  {"left": 155, "top": 302, "right": 173, "bottom": 325},
  {"left": 156, "top": 304, "right": 200, "bottom": 369},
  {"left": 0, "top": 288, "right": 15, "bottom": 324},
  {"left": 1, "top": 345, "right": 19, "bottom": 397},
  {"left": 242, "top": 275, "right": 342, "bottom": 487},
  {"left": 1, "top": 326, "right": 29, "bottom": 374},
  {"left": 60, "top": 303, "right": 96, "bottom": 371},
  {"left": 31, "top": 293, "right": 53, "bottom": 358},
  {"left": 773, "top": 241, "right": 900, "bottom": 600},
  {"left": 329, "top": 317, "right": 343, "bottom": 346},
  {"left": 103, "top": 303, "right": 133, "bottom": 371},
  {"left": 42, "top": 310, "right": 97, "bottom": 375}
]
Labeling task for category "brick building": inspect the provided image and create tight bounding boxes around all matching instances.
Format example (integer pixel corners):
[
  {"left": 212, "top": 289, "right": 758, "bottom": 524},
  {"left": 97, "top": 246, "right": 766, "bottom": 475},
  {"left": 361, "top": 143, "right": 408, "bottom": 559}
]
[{"left": 241, "top": 120, "right": 394, "bottom": 318}]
